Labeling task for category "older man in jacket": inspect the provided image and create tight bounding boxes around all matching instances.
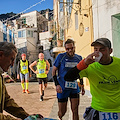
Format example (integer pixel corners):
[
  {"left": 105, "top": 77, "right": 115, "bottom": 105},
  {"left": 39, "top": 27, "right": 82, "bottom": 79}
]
[{"left": 0, "top": 42, "right": 43, "bottom": 120}]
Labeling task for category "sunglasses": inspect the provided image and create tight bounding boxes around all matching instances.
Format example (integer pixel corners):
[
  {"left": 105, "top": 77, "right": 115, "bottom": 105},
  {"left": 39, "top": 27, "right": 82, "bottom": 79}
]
[{"left": 66, "top": 47, "right": 74, "bottom": 51}]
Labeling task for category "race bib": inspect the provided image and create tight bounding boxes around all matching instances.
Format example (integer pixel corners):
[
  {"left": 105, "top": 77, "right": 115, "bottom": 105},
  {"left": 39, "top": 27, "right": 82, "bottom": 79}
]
[
  {"left": 22, "top": 66, "right": 27, "bottom": 70},
  {"left": 39, "top": 69, "right": 45, "bottom": 73},
  {"left": 65, "top": 81, "right": 77, "bottom": 89},
  {"left": 99, "top": 112, "right": 120, "bottom": 120}
]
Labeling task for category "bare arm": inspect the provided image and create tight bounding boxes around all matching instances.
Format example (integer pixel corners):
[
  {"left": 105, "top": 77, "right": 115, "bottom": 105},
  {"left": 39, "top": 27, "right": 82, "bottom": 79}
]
[
  {"left": 46, "top": 60, "right": 50, "bottom": 71},
  {"left": 29, "top": 61, "right": 37, "bottom": 74},
  {"left": 45, "top": 60, "right": 50, "bottom": 74}
]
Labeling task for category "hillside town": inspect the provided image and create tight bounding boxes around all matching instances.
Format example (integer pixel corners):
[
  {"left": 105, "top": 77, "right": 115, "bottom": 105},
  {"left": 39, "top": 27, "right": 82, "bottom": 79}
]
[{"left": 0, "top": 0, "right": 120, "bottom": 120}]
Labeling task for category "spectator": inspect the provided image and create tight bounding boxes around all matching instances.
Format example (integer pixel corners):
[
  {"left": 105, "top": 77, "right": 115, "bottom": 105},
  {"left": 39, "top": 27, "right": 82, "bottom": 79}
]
[{"left": 0, "top": 42, "right": 43, "bottom": 120}]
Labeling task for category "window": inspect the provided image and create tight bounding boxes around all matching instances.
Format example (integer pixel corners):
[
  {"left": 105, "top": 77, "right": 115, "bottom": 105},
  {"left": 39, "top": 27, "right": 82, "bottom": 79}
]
[
  {"left": 59, "top": 0, "right": 63, "bottom": 12},
  {"left": 22, "top": 18, "right": 26, "bottom": 24},
  {"left": 27, "top": 30, "right": 33, "bottom": 37},
  {"left": 66, "top": 0, "right": 73, "bottom": 14},
  {"left": 18, "top": 31, "right": 21, "bottom": 38},
  {"left": 60, "top": 28, "right": 64, "bottom": 40},
  {"left": 18, "top": 30, "right": 26, "bottom": 38},
  {"left": 27, "top": 30, "right": 30, "bottom": 37}
]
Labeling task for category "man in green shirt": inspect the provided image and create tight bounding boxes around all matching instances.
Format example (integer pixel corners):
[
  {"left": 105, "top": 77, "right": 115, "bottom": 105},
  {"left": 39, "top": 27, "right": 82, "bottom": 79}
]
[
  {"left": 65, "top": 38, "right": 120, "bottom": 120},
  {"left": 29, "top": 53, "right": 50, "bottom": 101}
]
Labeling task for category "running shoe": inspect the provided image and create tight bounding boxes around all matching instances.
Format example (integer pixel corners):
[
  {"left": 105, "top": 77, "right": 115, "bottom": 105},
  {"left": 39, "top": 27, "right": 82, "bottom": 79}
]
[
  {"left": 22, "top": 89, "right": 25, "bottom": 93},
  {"left": 40, "top": 95, "right": 43, "bottom": 101},
  {"left": 26, "top": 89, "right": 30, "bottom": 94}
]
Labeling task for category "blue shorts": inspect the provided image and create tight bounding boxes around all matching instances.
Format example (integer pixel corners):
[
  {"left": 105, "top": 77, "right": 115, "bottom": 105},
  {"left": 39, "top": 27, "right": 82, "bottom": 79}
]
[
  {"left": 20, "top": 73, "right": 29, "bottom": 81},
  {"left": 57, "top": 88, "right": 80, "bottom": 100}
]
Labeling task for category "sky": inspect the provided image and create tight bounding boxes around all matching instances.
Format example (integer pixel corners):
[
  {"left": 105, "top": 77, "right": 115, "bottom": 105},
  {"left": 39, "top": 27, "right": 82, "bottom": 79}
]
[{"left": 0, "top": 0, "right": 53, "bottom": 15}]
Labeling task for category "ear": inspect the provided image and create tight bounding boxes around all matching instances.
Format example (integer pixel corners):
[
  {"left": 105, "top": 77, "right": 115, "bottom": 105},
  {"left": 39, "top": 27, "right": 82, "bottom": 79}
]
[
  {"left": 0, "top": 51, "right": 5, "bottom": 62},
  {"left": 109, "top": 48, "right": 113, "bottom": 54},
  {"left": 0, "top": 51, "right": 4, "bottom": 58}
]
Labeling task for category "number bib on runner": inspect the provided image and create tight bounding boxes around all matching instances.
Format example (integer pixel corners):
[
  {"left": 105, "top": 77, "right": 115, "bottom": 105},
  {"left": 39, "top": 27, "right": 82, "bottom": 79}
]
[
  {"left": 22, "top": 66, "right": 27, "bottom": 70},
  {"left": 65, "top": 81, "right": 77, "bottom": 89},
  {"left": 99, "top": 112, "right": 120, "bottom": 120},
  {"left": 39, "top": 69, "right": 44, "bottom": 73}
]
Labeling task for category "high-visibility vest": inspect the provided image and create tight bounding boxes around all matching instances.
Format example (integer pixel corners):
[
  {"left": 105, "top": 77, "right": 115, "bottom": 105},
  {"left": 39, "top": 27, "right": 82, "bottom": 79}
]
[
  {"left": 36, "top": 59, "right": 47, "bottom": 78},
  {"left": 20, "top": 60, "right": 28, "bottom": 74}
]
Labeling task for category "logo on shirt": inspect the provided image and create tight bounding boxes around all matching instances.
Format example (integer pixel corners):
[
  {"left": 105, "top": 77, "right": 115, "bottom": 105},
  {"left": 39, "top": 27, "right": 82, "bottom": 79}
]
[
  {"left": 99, "top": 75, "right": 120, "bottom": 84},
  {"left": 65, "top": 62, "right": 78, "bottom": 68}
]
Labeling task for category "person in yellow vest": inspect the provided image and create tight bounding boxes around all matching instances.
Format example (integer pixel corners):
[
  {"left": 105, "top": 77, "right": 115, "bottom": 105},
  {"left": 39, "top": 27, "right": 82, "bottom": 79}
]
[
  {"left": 29, "top": 53, "right": 50, "bottom": 101},
  {"left": 17, "top": 53, "right": 31, "bottom": 94}
]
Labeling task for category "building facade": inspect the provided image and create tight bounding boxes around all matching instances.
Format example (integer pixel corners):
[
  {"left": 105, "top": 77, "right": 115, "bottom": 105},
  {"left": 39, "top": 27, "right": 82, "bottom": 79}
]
[
  {"left": 92, "top": 0, "right": 120, "bottom": 58},
  {"left": 53, "top": 0, "right": 94, "bottom": 91},
  {"left": 0, "top": 10, "right": 54, "bottom": 81}
]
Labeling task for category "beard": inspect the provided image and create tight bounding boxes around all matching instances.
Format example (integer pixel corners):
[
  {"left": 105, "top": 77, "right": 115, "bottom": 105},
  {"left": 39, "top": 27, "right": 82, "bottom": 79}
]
[{"left": 67, "top": 51, "right": 75, "bottom": 57}]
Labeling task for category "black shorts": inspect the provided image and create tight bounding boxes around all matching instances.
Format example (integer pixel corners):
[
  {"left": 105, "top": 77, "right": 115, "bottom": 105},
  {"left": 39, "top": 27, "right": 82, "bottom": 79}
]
[
  {"left": 37, "top": 78, "right": 48, "bottom": 84},
  {"left": 58, "top": 93, "right": 79, "bottom": 102}
]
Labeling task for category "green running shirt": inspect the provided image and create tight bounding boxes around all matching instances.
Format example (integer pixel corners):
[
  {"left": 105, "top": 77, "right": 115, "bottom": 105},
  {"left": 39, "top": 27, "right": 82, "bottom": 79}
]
[
  {"left": 20, "top": 60, "right": 28, "bottom": 74},
  {"left": 80, "top": 56, "right": 120, "bottom": 112},
  {"left": 36, "top": 59, "right": 47, "bottom": 78}
]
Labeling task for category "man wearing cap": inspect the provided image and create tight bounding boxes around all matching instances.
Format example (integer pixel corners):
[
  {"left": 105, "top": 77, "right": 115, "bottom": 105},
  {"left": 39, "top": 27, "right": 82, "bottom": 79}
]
[
  {"left": 64, "top": 38, "right": 120, "bottom": 119},
  {"left": 17, "top": 53, "right": 31, "bottom": 94}
]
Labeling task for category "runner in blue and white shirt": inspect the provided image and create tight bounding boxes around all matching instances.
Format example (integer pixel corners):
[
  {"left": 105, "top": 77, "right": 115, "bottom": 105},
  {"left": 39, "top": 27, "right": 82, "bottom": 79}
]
[{"left": 52, "top": 39, "right": 85, "bottom": 120}]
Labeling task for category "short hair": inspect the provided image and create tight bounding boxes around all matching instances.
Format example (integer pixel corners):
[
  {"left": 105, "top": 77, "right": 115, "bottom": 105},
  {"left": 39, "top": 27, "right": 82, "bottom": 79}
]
[
  {"left": 0, "top": 42, "right": 17, "bottom": 56},
  {"left": 64, "top": 39, "right": 75, "bottom": 47}
]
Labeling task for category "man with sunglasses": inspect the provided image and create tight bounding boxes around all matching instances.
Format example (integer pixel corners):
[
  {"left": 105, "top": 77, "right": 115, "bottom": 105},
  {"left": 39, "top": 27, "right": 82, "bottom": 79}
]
[
  {"left": 64, "top": 38, "right": 120, "bottom": 120},
  {"left": 52, "top": 39, "right": 85, "bottom": 120}
]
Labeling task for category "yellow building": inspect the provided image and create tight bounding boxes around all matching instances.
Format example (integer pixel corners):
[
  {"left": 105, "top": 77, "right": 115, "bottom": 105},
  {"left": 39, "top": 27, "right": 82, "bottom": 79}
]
[{"left": 53, "top": 0, "right": 94, "bottom": 91}]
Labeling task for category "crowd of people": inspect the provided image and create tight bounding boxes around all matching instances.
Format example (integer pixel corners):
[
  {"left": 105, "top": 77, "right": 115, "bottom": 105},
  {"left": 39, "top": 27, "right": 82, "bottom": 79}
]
[{"left": 0, "top": 37, "right": 119, "bottom": 120}]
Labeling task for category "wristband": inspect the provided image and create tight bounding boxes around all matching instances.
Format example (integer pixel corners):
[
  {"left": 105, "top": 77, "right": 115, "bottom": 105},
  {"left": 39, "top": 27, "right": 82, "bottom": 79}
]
[
  {"left": 53, "top": 75, "right": 60, "bottom": 86},
  {"left": 77, "top": 59, "right": 88, "bottom": 70},
  {"left": 80, "top": 85, "right": 84, "bottom": 87}
]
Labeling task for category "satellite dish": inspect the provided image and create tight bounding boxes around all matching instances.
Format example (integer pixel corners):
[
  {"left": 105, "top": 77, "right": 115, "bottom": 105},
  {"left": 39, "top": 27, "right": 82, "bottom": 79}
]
[{"left": 59, "top": 14, "right": 72, "bottom": 29}]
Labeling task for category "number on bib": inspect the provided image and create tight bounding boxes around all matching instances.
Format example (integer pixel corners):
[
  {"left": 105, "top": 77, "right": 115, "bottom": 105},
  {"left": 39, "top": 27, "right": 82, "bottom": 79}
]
[
  {"left": 22, "top": 66, "right": 27, "bottom": 70},
  {"left": 99, "top": 112, "right": 119, "bottom": 120},
  {"left": 39, "top": 69, "right": 44, "bottom": 73},
  {"left": 65, "top": 81, "right": 77, "bottom": 89}
]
